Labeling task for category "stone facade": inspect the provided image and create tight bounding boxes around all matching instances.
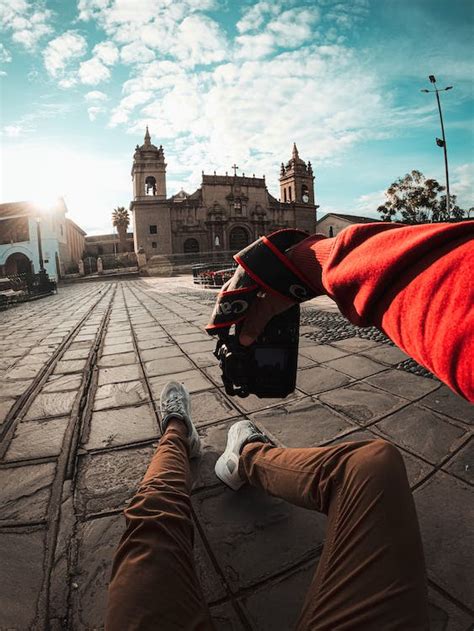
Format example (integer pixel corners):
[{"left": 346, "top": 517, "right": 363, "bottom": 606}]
[
  {"left": 0, "top": 198, "right": 86, "bottom": 278},
  {"left": 131, "top": 130, "right": 317, "bottom": 259},
  {"left": 316, "top": 213, "right": 381, "bottom": 238}
]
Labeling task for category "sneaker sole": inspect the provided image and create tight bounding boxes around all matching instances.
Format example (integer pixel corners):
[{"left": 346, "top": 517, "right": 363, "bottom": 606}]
[{"left": 214, "top": 451, "right": 244, "bottom": 490}]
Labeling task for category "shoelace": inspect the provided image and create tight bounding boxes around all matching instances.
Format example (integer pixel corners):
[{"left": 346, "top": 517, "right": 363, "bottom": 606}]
[{"left": 164, "top": 392, "right": 186, "bottom": 417}]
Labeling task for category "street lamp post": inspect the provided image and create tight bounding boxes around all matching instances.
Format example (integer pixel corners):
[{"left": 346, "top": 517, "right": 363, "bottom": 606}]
[
  {"left": 421, "top": 75, "right": 453, "bottom": 219},
  {"left": 36, "top": 217, "right": 45, "bottom": 272}
]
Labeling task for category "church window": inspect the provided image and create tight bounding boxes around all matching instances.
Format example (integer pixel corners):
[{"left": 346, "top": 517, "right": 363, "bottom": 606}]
[
  {"left": 98, "top": 245, "right": 104, "bottom": 255},
  {"left": 145, "top": 176, "right": 157, "bottom": 196},
  {"left": 149, "top": 225, "right": 157, "bottom": 234},
  {"left": 152, "top": 241, "right": 157, "bottom": 248},
  {"left": 184, "top": 238, "right": 199, "bottom": 254},
  {"left": 233, "top": 199, "right": 242, "bottom": 212},
  {"left": 329, "top": 226, "right": 334, "bottom": 237},
  {"left": 283, "top": 188, "right": 287, "bottom": 202},
  {"left": 229, "top": 226, "right": 250, "bottom": 252},
  {"left": 288, "top": 187, "right": 292, "bottom": 201},
  {"left": 60, "top": 224, "right": 64, "bottom": 236}
]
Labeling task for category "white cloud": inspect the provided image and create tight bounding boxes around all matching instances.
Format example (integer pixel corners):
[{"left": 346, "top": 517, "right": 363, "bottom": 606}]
[
  {"left": 173, "top": 15, "right": 227, "bottom": 67},
  {"left": 0, "top": 43, "right": 12, "bottom": 63},
  {"left": 236, "top": 4, "right": 319, "bottom": 58},
  {"left": 87, "top": 105, "right": 106, "bottom": 121},
  {"left": 452, "top": 163, "right": 474, "bottom": 210},
  {"left": 120, "top": 42, "right": 155, "bottom": 65},
  {"left": 0, "top": 0, "right": 53, "bottom": 50},
  {"left": 93, "top": 40, "right": 119, "bottom": 65},
  {"left": 78, "top": 57, "right": 111, "bottom": 84},
  {"left": 43, "top": 31, "right": 87, "bottom": 79},
  {"left": 85, "top": 90, "right": 108, "bottom": 102},
  {"left": 109, "top": 90, "right": 153, "bottom": 127},
  {"left": 76, "top": 40, "right": 119, "bottom": 86},
  {"left": 3, "top": 124, "right": 27, "bottom": 137}
]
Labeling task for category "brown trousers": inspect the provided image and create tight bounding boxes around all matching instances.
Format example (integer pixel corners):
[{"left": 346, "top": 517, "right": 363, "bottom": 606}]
[{"left": 106, "top": 423, "right": 429, "bottom": 630}]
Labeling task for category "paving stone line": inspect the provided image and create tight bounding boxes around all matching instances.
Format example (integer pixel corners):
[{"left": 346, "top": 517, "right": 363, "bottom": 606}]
[
  {"left": 36, "top": 285, "right": 117, "bottom": 630},
  {"left": 0, "top": 284, "right": 115, "bottom": 460}
]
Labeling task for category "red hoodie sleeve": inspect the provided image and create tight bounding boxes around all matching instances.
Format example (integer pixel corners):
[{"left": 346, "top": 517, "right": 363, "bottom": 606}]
[{"left": 289, "top": 221, "right": 474, "bottom": 402}]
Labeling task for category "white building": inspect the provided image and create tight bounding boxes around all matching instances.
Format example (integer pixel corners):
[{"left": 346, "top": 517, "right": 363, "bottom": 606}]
[
  {"left": 316, "top": 212, "right": 381, "bottom": 237},
  {"left": 0, "top": 198, "right": 85, "bottom": 278}
]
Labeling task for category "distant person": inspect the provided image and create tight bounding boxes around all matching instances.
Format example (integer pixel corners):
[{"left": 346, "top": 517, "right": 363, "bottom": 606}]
[{"left": 105, "top": 221, "right": 473, "bottom": 630}]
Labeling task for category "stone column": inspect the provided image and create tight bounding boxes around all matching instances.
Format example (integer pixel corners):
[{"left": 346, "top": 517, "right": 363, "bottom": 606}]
[
  {"left": 137, "top": 248, "right": 147, "bottom": 269},
  {"left": 78, "top": 260, "right": 85, "bottom": 276},
  {"left": 97, "top": 257, "right": 103, "bottom": 275}
]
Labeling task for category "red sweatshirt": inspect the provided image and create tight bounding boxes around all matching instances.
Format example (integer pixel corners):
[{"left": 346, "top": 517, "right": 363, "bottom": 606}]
[{"left": 289, "top": 221, "right": 474, "bottom": 402}]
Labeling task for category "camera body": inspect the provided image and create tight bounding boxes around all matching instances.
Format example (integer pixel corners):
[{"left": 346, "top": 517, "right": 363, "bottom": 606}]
[{"left": 214, "top": 305, "right": 300, "bottom": 398}]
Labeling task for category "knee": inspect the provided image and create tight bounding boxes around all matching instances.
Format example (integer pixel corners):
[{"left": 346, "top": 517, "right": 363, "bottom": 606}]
[{"left": 349, "top": 439, "right": 407, "bottom": 487}]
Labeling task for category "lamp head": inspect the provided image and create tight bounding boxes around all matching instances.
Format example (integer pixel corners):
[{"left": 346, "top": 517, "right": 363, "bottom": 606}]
[
  {"left": 445, "top": 86, "right": 453, "bottom": 90},
  {"left": 429, "top": 75, "right": 436, "bottom": 83},
  {"left": 421, "top": 89, "right": 430, "bottom": 93}
]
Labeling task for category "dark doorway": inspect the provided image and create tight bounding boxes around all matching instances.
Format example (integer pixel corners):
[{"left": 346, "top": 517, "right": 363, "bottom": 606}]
[
  {"left": 5, "top": 252, "right": 33, "bottom": 275},
  {"left": 183, "top": 238, "right": 200, "bottom": 254},
  {"left": 229, "top": 226, "right": 250, "bottom": 252}
]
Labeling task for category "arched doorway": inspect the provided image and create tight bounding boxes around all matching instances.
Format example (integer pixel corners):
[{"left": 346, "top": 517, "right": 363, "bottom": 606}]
[
  {"left": 229, "top": 226, "right": 250, "bottom": 252},
  {"left": 183, "top": 238, "right": 199, "bottom": 254},
  {"left": 5, "top": 252, "right": 33, "bottom": 275}
]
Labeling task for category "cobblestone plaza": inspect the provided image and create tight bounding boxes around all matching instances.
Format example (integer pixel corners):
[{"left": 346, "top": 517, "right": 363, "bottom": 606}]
[{"left": 0, "top": 278, "right": 472, "bottom": 630}]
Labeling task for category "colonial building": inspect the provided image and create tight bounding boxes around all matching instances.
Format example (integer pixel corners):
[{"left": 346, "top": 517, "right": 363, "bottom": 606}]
[
  {"left": 85, "top": 232, "right": 134, "bottom": 256},
  {"left": 130, "top": 129, "right": 317, "bottom": 258},
  {"left": 316, "top": 212, "right": 381, "bottom": 237},
  {"left": 0, "top": 198, "right": 86, "bottom": 277}
]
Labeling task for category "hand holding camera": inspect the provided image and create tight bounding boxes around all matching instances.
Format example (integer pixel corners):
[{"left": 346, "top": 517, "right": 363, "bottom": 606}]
[{"left": 206, "top": 229, "right": 316, "bottom": 398}]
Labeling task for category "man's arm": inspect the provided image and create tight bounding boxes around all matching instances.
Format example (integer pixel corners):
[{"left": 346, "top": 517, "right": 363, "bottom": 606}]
[{"left": 241, "top": 221, "right": 474, "bottom": 402}]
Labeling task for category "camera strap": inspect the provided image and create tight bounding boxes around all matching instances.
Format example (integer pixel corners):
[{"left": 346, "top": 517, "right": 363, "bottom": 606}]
[{"left": 206, "top": 228, "right": 317, "bottom": 333}]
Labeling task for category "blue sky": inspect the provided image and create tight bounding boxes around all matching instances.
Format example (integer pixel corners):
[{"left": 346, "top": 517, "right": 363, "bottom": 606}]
[{"left": 1, "top": 0, "right": 473, "bottom": 234}]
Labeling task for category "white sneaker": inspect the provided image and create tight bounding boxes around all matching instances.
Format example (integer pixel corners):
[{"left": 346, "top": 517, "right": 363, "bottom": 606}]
[
  {"left": 160, "top": 381, "right": 201, "bottom": 459},
  {"left": 215, "top": 420, "right": 272, "bottom": 490}
]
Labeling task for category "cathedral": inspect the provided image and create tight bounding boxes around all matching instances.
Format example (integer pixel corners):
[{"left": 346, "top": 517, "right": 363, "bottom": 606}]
[{"left": 130, "top": 128, "right": 317, "bottom": 258}]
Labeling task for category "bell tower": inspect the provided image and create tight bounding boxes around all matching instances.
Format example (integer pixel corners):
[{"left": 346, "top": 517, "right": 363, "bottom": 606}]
[
  {"left": 130, "top": 128, "right": 173, "bottom": 258},
  {"left": 279, "top": 143, "right": 315, "bottom": 206},
  {"left": 132, "top": 127, "right": 167, "bottom": 200}
]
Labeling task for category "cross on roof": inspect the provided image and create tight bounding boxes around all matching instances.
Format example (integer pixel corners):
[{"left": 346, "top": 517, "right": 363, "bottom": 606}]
[{"left": 231, "top": 163, "right": 239, "bottom": 176}]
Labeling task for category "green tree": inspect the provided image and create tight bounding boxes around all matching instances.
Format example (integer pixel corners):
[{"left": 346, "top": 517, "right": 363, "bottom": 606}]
[
  {"left": 377, "top": 170, "right": 465, "bottom": 223},
  {"left": 112, "top": 206, "right": 130, "bottom": 253}
]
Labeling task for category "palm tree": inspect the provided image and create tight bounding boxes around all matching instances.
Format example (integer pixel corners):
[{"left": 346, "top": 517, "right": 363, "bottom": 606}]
[{"left": 112, "top": 206, "right": 130, "bottom": 253}]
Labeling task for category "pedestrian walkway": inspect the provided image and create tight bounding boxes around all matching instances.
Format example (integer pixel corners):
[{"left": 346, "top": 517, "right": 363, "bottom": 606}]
[{"left": 0, "top": 278, "right": 472, "bottom": 630}]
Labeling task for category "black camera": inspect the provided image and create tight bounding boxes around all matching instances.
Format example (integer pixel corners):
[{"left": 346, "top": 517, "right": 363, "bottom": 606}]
[{"left": 214, "top": 305, "right": 300, "bottom": 398}]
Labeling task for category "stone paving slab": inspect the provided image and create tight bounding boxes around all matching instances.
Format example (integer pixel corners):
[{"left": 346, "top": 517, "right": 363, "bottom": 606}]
[
  {"left": 318, "top": 381, "right": 407, "bottom": 425},
  {"left": 4, "top": 416, "right": 69, "bottom": 462},
  {"left": 239, "top": 560, "right": 317, "bottom": 630},
  {"left": 192, "top": 485, "right": 326, "bottom": 590},
  {"left": 0, "top": 527, "right": 47, "bottom": 629},
  {"left": 324, "top": 354, "right": 388, "bottom": 379},
  {"left": 296, "top": 364, "right": 352, "bottom": 395},
  {"left": 443, "top": 437, "right": 473, "bottom": 485},
  {"left": 149, "top": 370, "right": 214, "bottom": 397},
  {"left": 365, "top": 369, "right": 439, "bottom": 399},
  {"left": 251, "top": 397, "right": 357, "bottom": 447},
  {"left": 25, "top": 390, "right": 77, "bottom": 420},
  {"left": 375, "top": 405, "right": 467, "bottom": 465},
  {"left": 93, "top": 380, "right": 149, "bottom": 411},
  {"left": 75, "top": 445, "right": 156, "bottom": 516},
  {"left": 0, "top": 461, "right": 56, "bottom": 523},
  {"left": 415, "top": 471, "right": 473, "bottom": 610},
  {"left": 84, "top": 403, "right": 159, "bottom": 450},
  {"left": 418, "top": 385, "right": 474, "bottom": 425}
]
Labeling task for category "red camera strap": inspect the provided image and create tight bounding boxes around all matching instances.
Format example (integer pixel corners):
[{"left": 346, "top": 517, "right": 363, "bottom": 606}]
[{"left": 206, "top": 229, "right": 316, "bottom": 333}]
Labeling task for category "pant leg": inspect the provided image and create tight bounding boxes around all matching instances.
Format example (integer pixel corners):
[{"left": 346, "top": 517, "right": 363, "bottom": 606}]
[
  {"left": 106, "top": 422, "right": 214, "bottom": 631},
  {"left": 239, "top": 439, "right": 429, "bottom": 631}
]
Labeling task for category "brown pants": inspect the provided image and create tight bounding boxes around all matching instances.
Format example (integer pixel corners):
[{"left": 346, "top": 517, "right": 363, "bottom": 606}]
[{"left": 106, "top": 422, "right": 429, "bottom": 630}]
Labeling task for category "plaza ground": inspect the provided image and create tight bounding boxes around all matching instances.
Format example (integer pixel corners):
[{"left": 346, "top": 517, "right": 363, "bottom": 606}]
[{"left": 0, "top": 277, "right": 472, "bottom": 630}]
